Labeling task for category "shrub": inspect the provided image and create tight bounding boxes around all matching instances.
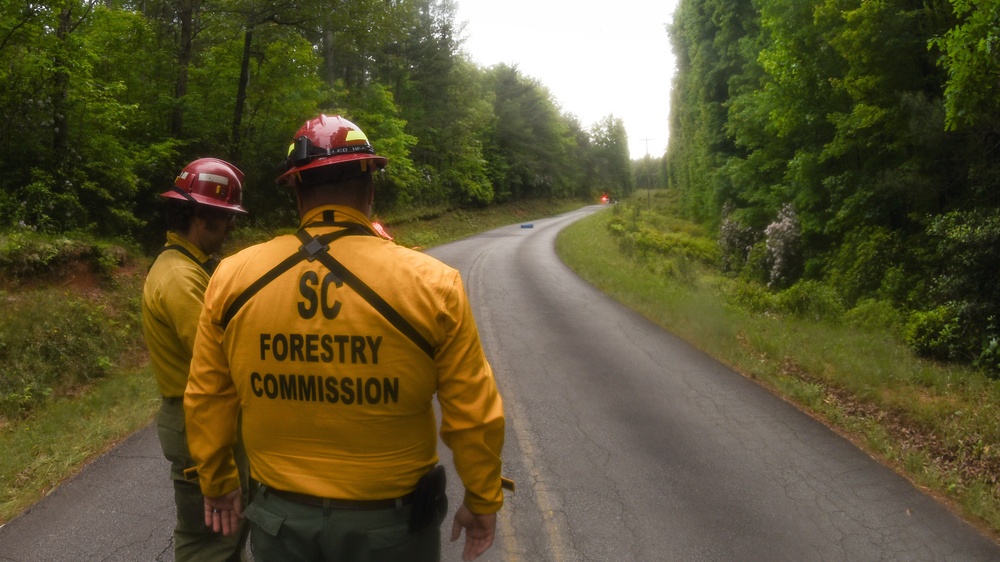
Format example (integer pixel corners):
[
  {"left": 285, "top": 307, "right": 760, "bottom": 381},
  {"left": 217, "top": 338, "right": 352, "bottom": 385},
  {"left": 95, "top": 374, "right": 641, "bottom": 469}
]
[
  {"left": 905, "top": 304, "right": 968, "bottom": 362},
  {"left": 764, "top": 204, "right": 802, "bottom": 289},
  {"left": 740, "top": 240, "right": 771, "bottom": 285},
  {"left": 7, "top": 169, "right": 85, "bottom": 233},
  {"left": 827, "top": 227, "right": 901, "bottom": 306},
  {"left": 0, "top": 232, "right": 94, "bottom": 278},
  {"left": 977, "top": 336, "right": 1000, "bottom": 377},
  {"left": 878, "top": 264, "right": 925, "bottom": 308},
  {"left": 719, "top": 215, "right": 758, "bottom": 273},
  {"left": 631, "top": 226, "right": 720, "bottom": 264},
  {"left": 973, "top": 317, "right": 1000, "bottom": 377},
  {"left": 773, "top": 280, "right": 845, "bottom": 321},
  {"left": 721, "top": 278, "right": 774, "bottom": 314},
  {"left": 606, "top": 202, "right": 719, "bottom": 265},
  {"left": 0, "top": 231, "right": 142, "bottom": 420},
  {"left": 925, "top": 209, "right": 1000, "bottom": 370},
  {"left": 845, "top": 299, "right": 905, "bottom": 335},
  {"left": 0, "top": 291, "right": 125, "bottom": 419},
  {"left": 0, "top": 231, "right": 130, "bottom": 282}
]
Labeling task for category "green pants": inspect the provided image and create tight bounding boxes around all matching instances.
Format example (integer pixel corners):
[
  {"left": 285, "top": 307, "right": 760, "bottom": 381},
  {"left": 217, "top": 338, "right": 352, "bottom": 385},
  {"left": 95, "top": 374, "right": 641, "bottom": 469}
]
[
  {"left": 244, "top": 486, "right": 445, "bottom": 562},
  {"left": 157, "top": 397, "right": 251, "bottom": 562}
]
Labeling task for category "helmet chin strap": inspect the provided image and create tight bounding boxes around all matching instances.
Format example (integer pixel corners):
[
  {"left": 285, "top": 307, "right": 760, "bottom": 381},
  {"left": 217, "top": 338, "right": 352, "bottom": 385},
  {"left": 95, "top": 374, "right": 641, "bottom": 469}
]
[{"left": 169, "top": 185, "right": 199, "bottom": 204}]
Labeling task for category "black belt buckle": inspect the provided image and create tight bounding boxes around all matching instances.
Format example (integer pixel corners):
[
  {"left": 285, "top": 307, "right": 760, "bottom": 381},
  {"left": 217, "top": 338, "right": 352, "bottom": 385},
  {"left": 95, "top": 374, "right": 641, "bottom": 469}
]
[{"left": 409, "top": 465, "right": 447, "bottom": 532}]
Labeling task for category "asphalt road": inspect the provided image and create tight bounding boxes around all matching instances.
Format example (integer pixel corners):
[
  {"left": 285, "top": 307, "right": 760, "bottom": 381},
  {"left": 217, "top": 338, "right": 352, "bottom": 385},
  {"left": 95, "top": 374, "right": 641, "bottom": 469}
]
[{"left": 2, "top": 205, "right": 999, "bottom": 561}]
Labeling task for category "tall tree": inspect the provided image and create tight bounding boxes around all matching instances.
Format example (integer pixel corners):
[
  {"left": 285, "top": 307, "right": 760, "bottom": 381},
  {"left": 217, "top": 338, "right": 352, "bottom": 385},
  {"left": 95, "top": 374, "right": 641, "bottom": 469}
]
[
  {"left": 590, "top": 115, "right": 633, "bottom": 198},
  {"left": 173, "top": 0, "right": 197, "bottom": 136},
  {"left": 485, "top": 64, "right": 571, "bottom": 201},
  {"left": 933, "top": 0, "right": 1000, "bottom": 132},
  {"left": 667, "top": 0, "right": 758, "bottom": 223},
  {"left": 0, "top": 0, "right": 603, "bottom": 237}
]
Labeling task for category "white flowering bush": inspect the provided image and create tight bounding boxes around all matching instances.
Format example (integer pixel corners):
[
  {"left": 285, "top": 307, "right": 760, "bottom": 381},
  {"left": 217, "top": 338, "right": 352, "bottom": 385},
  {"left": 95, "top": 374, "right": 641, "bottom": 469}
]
[{"left": 764, "top": 204, "right": 801, "bottom": 288}]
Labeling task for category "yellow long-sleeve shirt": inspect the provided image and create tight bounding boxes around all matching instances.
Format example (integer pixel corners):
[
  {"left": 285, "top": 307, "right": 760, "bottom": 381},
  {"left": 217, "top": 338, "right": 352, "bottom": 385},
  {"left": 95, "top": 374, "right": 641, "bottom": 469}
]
[
  {"left": 143, "top": 232, "right": 213, "bottom": 398},
  {"left": 185, "top": 205, "right": 505, "bottom": 514}
]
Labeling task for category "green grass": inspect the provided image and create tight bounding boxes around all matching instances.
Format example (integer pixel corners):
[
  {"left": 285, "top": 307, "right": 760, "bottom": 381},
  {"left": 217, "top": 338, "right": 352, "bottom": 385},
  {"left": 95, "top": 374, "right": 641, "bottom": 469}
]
[
  {"left": 0, "top": 232, "right": 151, "bottom": 526},
  {"left": 557, "top": 198, "right": 1000, "bottom": 540},
  {"left": 0, "top": 367, "right": 159, "bottom": 523},
  {"left": 0, "top": 287, "right": 139, "bottom": 419}
]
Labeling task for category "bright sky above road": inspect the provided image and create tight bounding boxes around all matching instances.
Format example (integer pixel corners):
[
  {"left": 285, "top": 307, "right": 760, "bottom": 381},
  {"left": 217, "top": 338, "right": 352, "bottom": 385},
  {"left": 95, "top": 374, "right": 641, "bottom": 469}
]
[{"left": 455, "top": 0, "right": 680, "bottom": 161}]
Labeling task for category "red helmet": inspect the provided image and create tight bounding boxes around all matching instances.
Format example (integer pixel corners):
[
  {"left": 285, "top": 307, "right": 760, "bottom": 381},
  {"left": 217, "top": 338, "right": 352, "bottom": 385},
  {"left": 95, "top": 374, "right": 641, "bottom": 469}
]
[
  {"left": 277, "top": 114, "right": 387, "bottom": 187},
  {"left": 161, "top": 158, "right": 247, "bottom": 214}
]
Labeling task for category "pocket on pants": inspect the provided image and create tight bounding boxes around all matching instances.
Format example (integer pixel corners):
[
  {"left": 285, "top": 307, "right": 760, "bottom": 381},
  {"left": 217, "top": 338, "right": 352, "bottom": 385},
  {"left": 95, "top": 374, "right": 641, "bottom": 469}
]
[
  {"left": 244, "top": 500, "right": 287, "bottom": 537},
  {"left": 156, "top": 402, "right": 194, "bottom": 481}
]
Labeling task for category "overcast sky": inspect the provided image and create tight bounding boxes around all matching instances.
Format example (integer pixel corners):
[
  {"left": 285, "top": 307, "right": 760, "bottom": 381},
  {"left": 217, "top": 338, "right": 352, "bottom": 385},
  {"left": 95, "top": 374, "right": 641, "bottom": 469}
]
[{"left": 454, "top": 0, "right": 680, "bottom": 160}]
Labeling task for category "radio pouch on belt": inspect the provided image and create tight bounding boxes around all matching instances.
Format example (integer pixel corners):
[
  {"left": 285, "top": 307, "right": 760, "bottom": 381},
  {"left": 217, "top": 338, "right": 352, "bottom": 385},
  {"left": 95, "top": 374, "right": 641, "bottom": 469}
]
[{"left": 409, "top": 465, "right": 447, "bottom": 533}]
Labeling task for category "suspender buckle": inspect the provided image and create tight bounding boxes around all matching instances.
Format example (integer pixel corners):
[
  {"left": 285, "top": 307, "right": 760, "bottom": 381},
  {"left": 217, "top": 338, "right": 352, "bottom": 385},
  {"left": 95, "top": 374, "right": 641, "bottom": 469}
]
[{"left": 300, "top": 236, "right": 328, "bottom": 261}]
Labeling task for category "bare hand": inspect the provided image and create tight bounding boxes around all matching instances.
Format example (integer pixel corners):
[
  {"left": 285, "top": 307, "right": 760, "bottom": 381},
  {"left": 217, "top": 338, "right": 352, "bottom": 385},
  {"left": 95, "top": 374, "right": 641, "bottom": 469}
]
[
  {"left": 204, "top": 487, "right": 243, "bottom": 536},
  {"left": 450, "top": 502, "right": 497, "bottom": 561}
]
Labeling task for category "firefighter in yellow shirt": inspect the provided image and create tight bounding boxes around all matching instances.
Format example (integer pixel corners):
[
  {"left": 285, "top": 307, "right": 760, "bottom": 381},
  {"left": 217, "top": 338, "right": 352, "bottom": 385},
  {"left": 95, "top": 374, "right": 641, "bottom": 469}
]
[
  {"left": 184, "top": 115, "right": 506, "bottom": 562},
  {"left": 141, "top": 158, "right": 251, "bottom": 561}
]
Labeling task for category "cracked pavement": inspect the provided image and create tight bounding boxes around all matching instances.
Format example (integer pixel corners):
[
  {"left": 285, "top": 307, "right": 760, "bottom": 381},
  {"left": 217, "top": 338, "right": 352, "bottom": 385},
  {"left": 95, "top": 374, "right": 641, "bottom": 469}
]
[{"left": 432, "top": 207, "right": 1000, "bottom": 562}]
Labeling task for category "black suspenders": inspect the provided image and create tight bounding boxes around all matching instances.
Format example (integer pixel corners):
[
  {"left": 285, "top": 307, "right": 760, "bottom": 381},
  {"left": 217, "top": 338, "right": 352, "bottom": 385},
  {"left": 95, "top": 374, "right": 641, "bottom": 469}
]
[
  {"left": 218, "top": 226, "right": 360, "bottom": 330},
  {"left": 159, "top": 244, "right": 219, "bottom": 275},
  {"left": 220, "top": 221, "right": 435, "bottom": 359}
]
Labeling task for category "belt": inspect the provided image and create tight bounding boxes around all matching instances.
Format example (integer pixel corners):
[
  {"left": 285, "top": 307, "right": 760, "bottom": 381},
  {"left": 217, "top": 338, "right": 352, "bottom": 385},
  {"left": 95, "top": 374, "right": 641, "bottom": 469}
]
[{"left": 264, "top": 486, "right": 415, "bottom": 510}]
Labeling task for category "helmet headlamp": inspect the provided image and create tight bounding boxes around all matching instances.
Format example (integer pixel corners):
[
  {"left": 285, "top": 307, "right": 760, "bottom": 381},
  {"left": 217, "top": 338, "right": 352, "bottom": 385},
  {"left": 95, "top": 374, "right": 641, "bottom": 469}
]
[
  {"left": 276, "top": 115, "right": 387, "bottom": 187},
  {"left": 283, "top": 135, "right": 378, "bottom": 173}
]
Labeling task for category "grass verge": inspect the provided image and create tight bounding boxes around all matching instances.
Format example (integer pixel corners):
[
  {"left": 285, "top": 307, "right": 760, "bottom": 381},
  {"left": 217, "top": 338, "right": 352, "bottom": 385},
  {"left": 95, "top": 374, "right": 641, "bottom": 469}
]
[
  {"left": 556, "top": 202, "right": 1000, "bottom": 541},
  {"left": 0, "top": 367, "right": 159, "bottom": 524}
]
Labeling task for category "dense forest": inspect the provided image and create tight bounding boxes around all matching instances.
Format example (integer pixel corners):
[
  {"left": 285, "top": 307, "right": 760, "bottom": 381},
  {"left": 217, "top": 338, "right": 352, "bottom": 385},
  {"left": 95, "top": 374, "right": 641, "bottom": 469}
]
[
  {"left": 0, "top": 0, "right": 635, "bottom": 245},
  {"left": 6, "top": 0, "right": 998, "bottom": 375},
  {"left": 667, "top": 0, "right": 1000, "bottom": 374}
]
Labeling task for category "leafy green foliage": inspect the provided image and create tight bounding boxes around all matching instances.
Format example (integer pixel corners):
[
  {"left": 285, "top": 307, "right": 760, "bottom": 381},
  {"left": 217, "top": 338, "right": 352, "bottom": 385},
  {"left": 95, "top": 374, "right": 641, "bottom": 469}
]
[
  {"left": 0, "top": 294, "right": 95, "bottom": 417},
  {"left": 0, "top": 282, "right": 140, "bottom": 420},
  {"left": 606, "top": 199, "right": 720, "bottom": 284},
  {"left": 718, "top": 212, "right": 758, "bottom": 273},
  {"left": 0, "top": 231, "right": 137, "bottom": 420},
  {"left": 905, "top": 304, "right": 968, "bottom": 362},
  {"left": 772, "top": 280, "right": 845, "bottom": 321},
  {"left": 486, "top": 64, "right": 573, "bottom": 201},
  {"left": 931, "top": 0, "right": 1000, "bottom": 131},
  {"left": 331, "top": 83, "right": 420, "bottom": 208},
  {"left": 590, "top": 116, "right": 635, "bottom": 199},
  {"left": 826, "top": 227, "right": 900, "bottom": 306},
  {"left": 669, "top": 0, "right": 1000, "bottom": 374},
  {"left": 976, "top": 330, "right": 1000, "bottom": 375},
  {"left": 0, "top": 231, "right": 94, "bottom": 278},
  {"left": 0, "top": 0, "right": 632, "bottom": 236},
  {"left": 844, "top": 298, "right": 905, "bottom": 334}
]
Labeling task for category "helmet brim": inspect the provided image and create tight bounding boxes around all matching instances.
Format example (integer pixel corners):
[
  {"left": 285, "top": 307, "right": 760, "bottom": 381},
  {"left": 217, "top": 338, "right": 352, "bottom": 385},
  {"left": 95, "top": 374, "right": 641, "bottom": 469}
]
[
  {"left": 159, "top": 190, "right": 248, "bottom": 214},
  {"left": 277, "top": 153, "right": 387, "bottom": 187}
]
